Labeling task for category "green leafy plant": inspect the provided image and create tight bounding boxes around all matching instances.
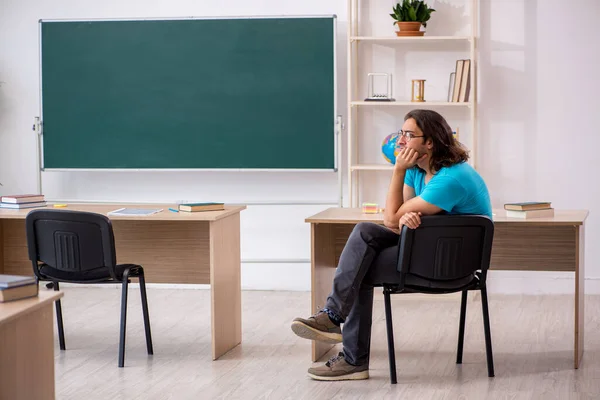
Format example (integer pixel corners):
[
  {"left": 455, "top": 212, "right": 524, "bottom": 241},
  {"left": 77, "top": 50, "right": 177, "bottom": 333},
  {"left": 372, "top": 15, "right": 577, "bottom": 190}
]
[{"left": 390, "top": 0, "right": 436, "bottom": 28}]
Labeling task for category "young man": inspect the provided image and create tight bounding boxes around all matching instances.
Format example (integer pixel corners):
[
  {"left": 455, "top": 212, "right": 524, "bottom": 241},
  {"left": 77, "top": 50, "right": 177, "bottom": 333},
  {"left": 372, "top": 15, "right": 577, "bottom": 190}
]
[{"left": 291, "top": 109, "right": 492, "bottom": 381}]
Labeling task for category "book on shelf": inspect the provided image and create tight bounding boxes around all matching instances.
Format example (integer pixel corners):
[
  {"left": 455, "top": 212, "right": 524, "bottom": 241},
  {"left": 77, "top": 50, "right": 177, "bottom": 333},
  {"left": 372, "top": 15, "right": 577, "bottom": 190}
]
[
  {"left": 451, "top": 60, "right": 463, "bottom": 102},
  {"left": 447, "top": 72, "right": 456, "bottom": 102},
  {"left": 458, "top": 59, "right": 471, "bottom": 102},
  {"left": 178, "top": 202, "right": 225, "bottom": 212},
  {"left": 0, "top": 282, "right": 39, "bottom": 303},
  {"left": 505, "top": 208, "right": 555, "bottom": 219},
  {"left": 504, "top": 202, "right": 552, "bottom": 211},
  {"left": 0, "top": 201, "right": 47, "bottom": 209},
  {"left": 0, "top": 194, "right": 45, "bottom": 204},
  {"left": 450, "top": 59, "right": 471, "bottom": 103}
]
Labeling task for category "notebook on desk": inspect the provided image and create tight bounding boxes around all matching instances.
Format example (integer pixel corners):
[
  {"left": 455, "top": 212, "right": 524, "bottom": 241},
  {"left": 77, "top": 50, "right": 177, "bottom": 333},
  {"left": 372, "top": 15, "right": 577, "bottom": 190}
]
[{"left": 107, "top": 208, "right": 163, "bottom": 216}]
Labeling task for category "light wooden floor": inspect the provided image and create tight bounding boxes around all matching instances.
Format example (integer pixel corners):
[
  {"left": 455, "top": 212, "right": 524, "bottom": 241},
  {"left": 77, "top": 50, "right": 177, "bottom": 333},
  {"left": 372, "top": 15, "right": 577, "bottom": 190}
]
[{"left": 50, "top": 287, "right": 600, "bottom": 400}]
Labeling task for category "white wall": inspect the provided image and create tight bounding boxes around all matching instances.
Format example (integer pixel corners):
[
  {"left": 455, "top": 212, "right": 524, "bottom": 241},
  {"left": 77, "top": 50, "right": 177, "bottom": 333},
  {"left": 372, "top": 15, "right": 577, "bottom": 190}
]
[
  {"left": 1, "top": 0, "right": 599, "bottom": 293},
  {"left": 478, "top": 0, "right": 600, "bottom": 293}
]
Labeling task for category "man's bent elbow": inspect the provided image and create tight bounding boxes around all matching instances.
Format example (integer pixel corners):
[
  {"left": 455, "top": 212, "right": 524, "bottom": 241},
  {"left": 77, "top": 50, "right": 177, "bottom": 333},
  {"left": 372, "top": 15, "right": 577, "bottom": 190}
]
[{"left": 383, "top": 217, "right": 399, "bottom": 229}]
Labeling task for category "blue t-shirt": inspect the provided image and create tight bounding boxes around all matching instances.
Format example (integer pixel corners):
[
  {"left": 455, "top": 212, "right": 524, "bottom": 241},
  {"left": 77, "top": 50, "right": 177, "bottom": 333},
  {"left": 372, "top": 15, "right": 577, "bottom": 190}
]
[{"left": 404, "top": 162, "right": 492, "bottom": 218}]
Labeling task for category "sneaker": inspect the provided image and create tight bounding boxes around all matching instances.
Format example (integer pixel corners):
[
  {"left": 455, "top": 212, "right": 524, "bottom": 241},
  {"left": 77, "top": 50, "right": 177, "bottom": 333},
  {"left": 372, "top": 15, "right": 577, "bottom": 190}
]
[
  {"left": 307, "top": 352, "right": 369, "bottom": 381},
  {"left": 291, "top": 310, "right": 342, "bottom": 343}
]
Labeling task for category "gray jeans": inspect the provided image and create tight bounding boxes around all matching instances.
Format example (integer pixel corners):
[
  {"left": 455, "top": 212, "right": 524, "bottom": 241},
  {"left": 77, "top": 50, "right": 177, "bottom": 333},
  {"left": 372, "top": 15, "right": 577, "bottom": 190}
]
[{"left": 324, "top": 222, "right": 407, "bottom": 367}]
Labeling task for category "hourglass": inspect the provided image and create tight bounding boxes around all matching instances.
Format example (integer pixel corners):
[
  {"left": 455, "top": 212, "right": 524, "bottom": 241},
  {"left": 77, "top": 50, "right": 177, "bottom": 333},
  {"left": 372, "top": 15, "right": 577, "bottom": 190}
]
[{"left": 411, "top": 79, "right": 426, "bottom": 102}]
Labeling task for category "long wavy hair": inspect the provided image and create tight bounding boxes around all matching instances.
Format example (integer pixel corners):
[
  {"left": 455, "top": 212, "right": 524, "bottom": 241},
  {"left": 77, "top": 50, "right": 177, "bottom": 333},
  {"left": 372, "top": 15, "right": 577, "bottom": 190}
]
[{"left": 404, "top": 109, "right": 469, "bottom": 172}]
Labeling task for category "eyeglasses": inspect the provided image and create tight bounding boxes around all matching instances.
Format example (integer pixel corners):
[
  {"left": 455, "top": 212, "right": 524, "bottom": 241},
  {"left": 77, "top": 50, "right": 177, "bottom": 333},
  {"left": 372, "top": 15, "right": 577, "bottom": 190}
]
[{"left": 396, "top": 130, "right": 424, "bottom": 141}]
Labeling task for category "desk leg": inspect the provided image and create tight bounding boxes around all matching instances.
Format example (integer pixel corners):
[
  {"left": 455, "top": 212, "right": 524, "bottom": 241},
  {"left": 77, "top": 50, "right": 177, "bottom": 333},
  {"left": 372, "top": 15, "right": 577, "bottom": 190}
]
[
  {"left": 209, "top": 213, "right": 242, "bottom": 360},
  {"left": 575, "top": 224, "right": 585, "bottom": 368},
  {"left": 311, "top": 223, "right": 339, "bottom": 362}
]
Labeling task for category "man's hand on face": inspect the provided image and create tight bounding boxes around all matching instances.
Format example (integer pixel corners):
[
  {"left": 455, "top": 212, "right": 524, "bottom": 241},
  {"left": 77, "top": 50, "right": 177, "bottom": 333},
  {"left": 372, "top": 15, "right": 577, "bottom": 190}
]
[{"left": 395, "top": 148, "right": 427, "bottom": 171}]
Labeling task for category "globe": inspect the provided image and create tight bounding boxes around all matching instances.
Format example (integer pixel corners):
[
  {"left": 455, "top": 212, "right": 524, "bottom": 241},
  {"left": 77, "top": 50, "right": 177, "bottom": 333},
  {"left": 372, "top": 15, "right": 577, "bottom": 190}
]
[{"left": 381, "top": 133, "right": 404, "bottom": 164}]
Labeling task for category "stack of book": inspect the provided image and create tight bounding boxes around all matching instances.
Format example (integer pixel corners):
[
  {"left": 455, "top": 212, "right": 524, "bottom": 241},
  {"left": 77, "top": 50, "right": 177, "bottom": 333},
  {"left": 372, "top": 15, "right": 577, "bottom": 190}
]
[
  {"left": 448, "top": 59, "right": 471, "bottom": 103},
  {"left": 0, "top": 194, "right": 47, "bottom": 209},
  {"left": 504, "top": 202, "right": 554, "bottom": 218},
  {"left": 178, "top": 202, "right": 224, "bottom": 212},
  {"left": 0, "top": 274, "right": 39, "bottom": 303}
]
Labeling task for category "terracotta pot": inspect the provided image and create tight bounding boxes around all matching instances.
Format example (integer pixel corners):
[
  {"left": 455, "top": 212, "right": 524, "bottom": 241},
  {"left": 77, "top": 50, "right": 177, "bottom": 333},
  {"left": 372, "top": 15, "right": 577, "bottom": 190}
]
[
  {"left": 395, "top": 21, "right": 422, "bottom": 31},
  {"left": 395, "top": 21, "right": 424, "bottom": 36}
]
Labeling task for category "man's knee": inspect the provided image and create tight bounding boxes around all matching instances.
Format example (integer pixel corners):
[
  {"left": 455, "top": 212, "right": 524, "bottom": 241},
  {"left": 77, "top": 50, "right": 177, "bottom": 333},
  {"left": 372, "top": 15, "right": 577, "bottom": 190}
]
[{"left": 351, "top": 222, "right": 382, "bottom": 240}]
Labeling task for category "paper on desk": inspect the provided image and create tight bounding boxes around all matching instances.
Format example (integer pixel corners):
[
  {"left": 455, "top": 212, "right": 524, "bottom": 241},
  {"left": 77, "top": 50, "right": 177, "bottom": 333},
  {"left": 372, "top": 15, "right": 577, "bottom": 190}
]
[{"left": 107, "top": 208, "right": 163, "bottom": 216}]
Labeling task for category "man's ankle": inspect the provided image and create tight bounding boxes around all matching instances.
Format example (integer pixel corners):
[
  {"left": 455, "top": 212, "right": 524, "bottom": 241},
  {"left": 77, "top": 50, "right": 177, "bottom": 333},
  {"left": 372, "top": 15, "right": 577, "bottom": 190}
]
[
  {"left": 322, "top": 308, "right": 344, "bottom": 326},
  {"left": 343, "top": 356, "right": 365, "bottom": 367}
]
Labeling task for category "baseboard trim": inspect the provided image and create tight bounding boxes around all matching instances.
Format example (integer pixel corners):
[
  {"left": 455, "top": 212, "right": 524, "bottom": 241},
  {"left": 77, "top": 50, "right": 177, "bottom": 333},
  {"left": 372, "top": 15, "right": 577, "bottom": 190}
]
[
  {"left": 52, "top": 264, "right": 600, "bottom": 294},
  {"left": 486, "top": 270, "right": 600, "bottom": 294}
]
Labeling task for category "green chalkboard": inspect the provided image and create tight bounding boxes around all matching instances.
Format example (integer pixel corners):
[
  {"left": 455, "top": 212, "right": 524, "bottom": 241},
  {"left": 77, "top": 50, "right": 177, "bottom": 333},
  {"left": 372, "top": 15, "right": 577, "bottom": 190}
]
[{"left": 40, "top": 17, "right": 336, "bottom": 169}]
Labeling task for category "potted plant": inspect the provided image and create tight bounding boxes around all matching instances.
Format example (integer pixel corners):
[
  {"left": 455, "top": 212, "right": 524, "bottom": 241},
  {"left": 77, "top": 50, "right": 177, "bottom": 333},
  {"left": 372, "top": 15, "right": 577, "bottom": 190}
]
[{"left": 390, "top": 0, "right": 436, "bottom": 36}]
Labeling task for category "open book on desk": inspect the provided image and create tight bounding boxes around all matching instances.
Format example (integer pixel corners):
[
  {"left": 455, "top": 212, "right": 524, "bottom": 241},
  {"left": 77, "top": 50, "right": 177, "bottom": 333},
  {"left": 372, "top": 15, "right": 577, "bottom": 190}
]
[{"left": 107, "top": 208, "right": 163, "bottom": 216}]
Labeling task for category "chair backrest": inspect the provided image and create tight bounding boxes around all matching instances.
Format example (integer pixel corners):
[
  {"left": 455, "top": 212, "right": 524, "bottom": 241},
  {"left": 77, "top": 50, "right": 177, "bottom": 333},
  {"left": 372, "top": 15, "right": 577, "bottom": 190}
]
[
  {"left": 397, "top": 215, "right": 494, "bottom": 287},
  {"left": 25, "top": 209, "right": 118, "bottom": 280}
]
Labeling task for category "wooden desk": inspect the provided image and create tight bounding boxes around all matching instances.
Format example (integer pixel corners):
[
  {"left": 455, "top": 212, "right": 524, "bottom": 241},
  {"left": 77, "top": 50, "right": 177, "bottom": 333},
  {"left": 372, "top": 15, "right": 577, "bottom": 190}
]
[
  {"left": 0, "top": 203, "right": 246, "bottom": 360},
  {"left": 305, "top": 208, "right": 588, "bottom": 368},
  {"left": 0, "top": 290, "right": 63, "bottom": 400}
]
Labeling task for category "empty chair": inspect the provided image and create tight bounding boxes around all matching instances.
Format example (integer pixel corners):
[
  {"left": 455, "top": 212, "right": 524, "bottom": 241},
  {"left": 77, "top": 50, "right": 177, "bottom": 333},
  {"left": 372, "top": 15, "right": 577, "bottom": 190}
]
[{"left": 25, "top": 209, "right": 153, "bottom": 367}]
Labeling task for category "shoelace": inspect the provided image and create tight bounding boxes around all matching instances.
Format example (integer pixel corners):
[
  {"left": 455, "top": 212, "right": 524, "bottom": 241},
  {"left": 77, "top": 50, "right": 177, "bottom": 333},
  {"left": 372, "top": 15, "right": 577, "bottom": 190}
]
[{"left": 325, "top": 352, "right": 345, "bottom": 367}]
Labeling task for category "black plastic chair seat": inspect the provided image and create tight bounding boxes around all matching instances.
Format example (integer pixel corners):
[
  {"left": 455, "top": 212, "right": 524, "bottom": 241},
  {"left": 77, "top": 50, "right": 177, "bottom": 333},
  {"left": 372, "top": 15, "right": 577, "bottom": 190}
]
[
  {"left": 38, "top": 263, "right": 143, "bottom": 283},
  {"left": 386, "top": 272, "right": 481, "bottom": 295}
]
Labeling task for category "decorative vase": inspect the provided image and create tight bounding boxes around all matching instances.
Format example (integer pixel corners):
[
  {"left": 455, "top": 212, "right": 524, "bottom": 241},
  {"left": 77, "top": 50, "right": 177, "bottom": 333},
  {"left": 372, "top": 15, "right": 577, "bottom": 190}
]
[{"left": 395, "top": 22, "right": 424, "bottom": 37}]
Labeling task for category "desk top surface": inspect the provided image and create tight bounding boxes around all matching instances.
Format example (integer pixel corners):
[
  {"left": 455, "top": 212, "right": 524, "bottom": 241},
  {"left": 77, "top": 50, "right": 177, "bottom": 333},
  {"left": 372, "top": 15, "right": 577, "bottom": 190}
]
[
  {"left": 306, "top": 207, "right": 589, "bottom": 226},
  {"left": 0, "top": 290, "right": 63, "bottom": 326},
  {"left": 0, "top": 203, "right": 246, "bottom": 222}
]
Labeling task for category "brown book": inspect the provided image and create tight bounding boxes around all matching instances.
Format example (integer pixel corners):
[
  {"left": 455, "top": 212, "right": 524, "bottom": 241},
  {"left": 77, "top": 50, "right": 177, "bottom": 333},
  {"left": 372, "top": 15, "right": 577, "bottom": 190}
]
[
  {"left": 178, "top": 202, "right": 225, "bottom": 212},
  {"left": 0, "top": 283, "right": 39, "bottom": 302},
  {"left": 459, "top": 59, "right": 471, "bottom": 102},
  {"left": 451, "top": 60, "right": 464, "bottom": 102},
  {"left": 504, "top": 202, "right": 552, "bottom": 211}
]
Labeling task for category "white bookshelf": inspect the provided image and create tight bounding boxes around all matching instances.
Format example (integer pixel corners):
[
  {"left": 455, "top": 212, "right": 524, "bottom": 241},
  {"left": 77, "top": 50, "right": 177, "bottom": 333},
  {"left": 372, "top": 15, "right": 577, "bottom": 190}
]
[
  {"left": 351, "top": 101, "right": 472, "bottom": 107},
  {"left": 346, "top": 0, "right": 479, "bottom": 207},
  {"left": 350, "top": 36, "right": 472, "bottom": 42}
]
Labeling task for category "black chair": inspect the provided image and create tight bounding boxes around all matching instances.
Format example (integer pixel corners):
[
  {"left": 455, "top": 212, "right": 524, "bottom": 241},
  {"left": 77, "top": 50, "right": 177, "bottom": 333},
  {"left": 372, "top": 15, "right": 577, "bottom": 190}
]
[
  {"left": 383, "top": 215, "right": 495, "bottom": 384},
  {"left": 25, "top": 209, "right": 153, "bottom": 367}
]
